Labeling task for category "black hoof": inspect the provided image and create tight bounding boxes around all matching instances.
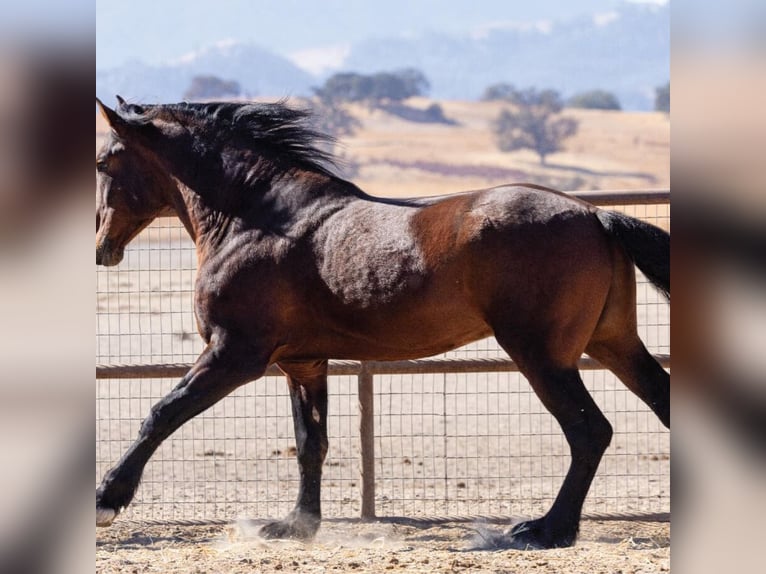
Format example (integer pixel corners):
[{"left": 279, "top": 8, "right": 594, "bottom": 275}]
[
  {"left": 259, "top": 510, "right": 320, "bottom": 541},
  {"left": 505, "top": 518, "right": 577, "bottom": 550}
]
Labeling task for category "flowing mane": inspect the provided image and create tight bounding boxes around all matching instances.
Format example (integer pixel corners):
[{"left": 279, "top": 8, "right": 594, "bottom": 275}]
[{"left": 133, "top": 100, "right": 340, "bottom": 177}]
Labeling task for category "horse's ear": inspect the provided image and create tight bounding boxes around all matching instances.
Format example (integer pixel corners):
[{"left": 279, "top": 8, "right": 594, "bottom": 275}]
[
  {"left": 96, "top": 98, "right": 126, "bottom": 131},
  {"left": 113, "top": 96, "right": 149, "bottom": 118}
]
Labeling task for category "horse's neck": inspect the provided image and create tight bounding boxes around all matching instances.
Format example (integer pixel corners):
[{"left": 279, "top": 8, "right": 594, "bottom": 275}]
[
  {"left": 164, "top": 180, "right": 207, "bottom": 245},
  {"left": 170, "top": 169, "right": 357, "bottom": 253}
]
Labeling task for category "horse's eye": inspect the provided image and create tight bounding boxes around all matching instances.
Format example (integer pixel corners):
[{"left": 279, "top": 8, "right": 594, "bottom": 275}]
[{"left": 96, "top": 160, "right": 108, "bottom": 172}]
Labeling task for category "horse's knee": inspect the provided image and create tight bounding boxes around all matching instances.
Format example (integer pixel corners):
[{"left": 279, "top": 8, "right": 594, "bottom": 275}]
[{"left": 137, "top": 393, "right": 177, "bottom": 440}]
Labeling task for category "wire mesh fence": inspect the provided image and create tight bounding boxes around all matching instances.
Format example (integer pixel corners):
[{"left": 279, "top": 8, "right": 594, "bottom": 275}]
[{"left": 96, "top": 194, "right": 669, "bottom": 522}]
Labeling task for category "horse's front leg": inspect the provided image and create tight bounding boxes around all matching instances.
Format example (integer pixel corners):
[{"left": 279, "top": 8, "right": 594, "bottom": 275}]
[
  {"left": 96, "top": 341, "right": 267, "bottom": 526},
  {"left": 260, "top": 360, "right": 329, "bottom": 540}
]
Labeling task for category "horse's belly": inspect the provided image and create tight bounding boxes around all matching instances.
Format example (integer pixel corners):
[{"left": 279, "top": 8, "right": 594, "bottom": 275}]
[
  {"left": 358, "top": 322, "right": 493, "bottom": 360},
  {"left": 288, "top": 300, "right": 493, "bottom": 362}
]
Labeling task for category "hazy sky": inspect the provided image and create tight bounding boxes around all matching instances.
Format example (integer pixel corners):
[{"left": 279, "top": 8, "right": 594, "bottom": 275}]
[{"left": 97, "top": 0, "right": 668, "bottom": 72}]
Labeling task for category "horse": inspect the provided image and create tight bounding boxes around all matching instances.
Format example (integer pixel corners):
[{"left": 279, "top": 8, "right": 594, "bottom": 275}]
[{"left": 95, "top": 97, "right": 669, "bottom": 549}]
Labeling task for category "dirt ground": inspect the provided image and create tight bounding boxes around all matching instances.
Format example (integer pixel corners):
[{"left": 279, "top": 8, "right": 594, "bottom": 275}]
[{"left": 96, "top": 518, "right": 669, "bottom": 574}]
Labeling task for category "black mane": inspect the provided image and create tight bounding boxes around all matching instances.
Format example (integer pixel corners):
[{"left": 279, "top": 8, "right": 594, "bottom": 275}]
[{"left": 142, "top": 101, "right": 339, "bottom": 177}]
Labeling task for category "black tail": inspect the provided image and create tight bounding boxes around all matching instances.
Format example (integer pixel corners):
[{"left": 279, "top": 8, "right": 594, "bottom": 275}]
[{"left": 596, "top": 210, "right": 669, "bottom": 301}]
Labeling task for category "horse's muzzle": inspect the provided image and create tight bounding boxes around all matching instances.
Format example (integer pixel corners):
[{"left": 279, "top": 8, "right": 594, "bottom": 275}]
[{"left": 96, "top": 239, "right": 124, "bottom": 266}]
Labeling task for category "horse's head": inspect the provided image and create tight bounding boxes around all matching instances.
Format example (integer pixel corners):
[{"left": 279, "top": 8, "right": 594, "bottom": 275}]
[{"left": 96, "top": 97, "right": 175, "bottom": 266}]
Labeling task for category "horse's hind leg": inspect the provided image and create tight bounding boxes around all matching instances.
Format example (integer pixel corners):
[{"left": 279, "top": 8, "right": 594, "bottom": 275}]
[
  {"left": 587, "top": 336, "right": 670, "bottom": 428},
  {"left": 260, "top": 360, "right": 329, "bottom": 540},
  {"left": 495, "top": 319, "right": 612, "bottom": 550},
  {"left": 585, "top": 247, "right": 670, "bottom": 429},
  {"left": 494, "top": 333, "right": 612, "bottom": 549},
  {"left": 96, "top": 342, "right": 267, "bottom": 526}
]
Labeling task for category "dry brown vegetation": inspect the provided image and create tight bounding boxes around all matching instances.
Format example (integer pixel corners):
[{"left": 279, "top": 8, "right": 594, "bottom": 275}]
[
  {"left": 96, "top": 97, "right": 669, "bottom": 198},
  {"left": 330, "top": 98, "right": 668, "bottom": 197}
]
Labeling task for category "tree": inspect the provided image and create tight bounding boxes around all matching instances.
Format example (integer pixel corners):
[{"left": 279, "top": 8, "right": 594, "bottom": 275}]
[
  {"left": 311, "top": 75, "right": 363, "bottom": 138},
  {"left": 481, "top": 83, "right": 519, "bottom": 102},
  {"left": 314, "top": 72, "right": 372, "bottom": 104},
  {"left": 183, "top": 75, "right": 241, "bottom": 100},
  {"left": 309, "top": 97, "right": 361, "bottom": 139},
  {"left": 307, "top": 95, "right": 362, "bottom": 179},
  {"left": 491, "top": 88, "right": 578, "bottom": 165},
  {"left": 314, "top": 69, "right": 429, "bottom": 108},
  {"left": 510, "top": 88, "right": 565, "bottom": 109},
  {"left": 655, "top": 82, "right": 670, "bottom": 113},
  {"left": 567, "top": 90, "right": 621, "bottom": 110},
  {"left": 394, "top": 68, "right": 430, "bottom": 98},
  {"left": 369, "top": 72, "right": 410, "bottom": 103},
  {"left": 423, "top": 103, "right": 448, "bottom": 123}
]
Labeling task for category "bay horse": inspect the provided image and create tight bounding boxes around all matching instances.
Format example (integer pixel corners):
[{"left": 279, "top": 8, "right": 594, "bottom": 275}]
[{"left": 95, "top": 97, "right": 669, "bottom": 549}]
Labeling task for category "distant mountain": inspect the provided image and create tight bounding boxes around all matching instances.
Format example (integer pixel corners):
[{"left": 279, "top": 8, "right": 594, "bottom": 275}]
[
  {"left": 96, "top": 3, "right": 668, "bottom": 110},
  {"left": 340, "top": 3, "right": 669, "bottom": 110},
  {"left": 96, "top": 41, "right": 316, "bottom": 103}
]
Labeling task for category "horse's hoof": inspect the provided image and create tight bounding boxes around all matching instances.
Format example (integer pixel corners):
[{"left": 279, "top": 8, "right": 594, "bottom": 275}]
[
  {"left": 259, "top": 512, "right": 320, "bottom": 541},
  {"left": 504, "top": 518, "right": 576, "bottom": 550},
  {"left": 96, "top": 506, "right": 117, "bottom": 527}
]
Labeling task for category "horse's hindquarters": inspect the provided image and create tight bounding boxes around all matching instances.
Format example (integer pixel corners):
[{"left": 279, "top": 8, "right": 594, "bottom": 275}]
[{"left": 472, "top": 216, "right": 614, "bottom": 369}]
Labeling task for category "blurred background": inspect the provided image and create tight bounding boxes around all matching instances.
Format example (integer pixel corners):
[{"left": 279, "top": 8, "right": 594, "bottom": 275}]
[
  {"left": 673, "top": 1, "right": 766, "bottom": 573},
  {"left": 96, "top": 0, "right": 671, "bottom": 197}
]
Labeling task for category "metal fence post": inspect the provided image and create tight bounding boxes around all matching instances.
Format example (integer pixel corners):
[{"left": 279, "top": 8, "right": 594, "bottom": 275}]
[{"left": 358, "top": 361, "right": 376, "bottom": 519}]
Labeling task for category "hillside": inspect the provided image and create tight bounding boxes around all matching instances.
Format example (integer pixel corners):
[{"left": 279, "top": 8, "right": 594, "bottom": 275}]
[
  {"left": 96, "top": 42, "right": 315, "bottom": 103},
  {"left": 343, "top": 2, "right": 669, "bottom": 110},
  {"left": 96, "top": 98, "right": 669, "bottom": 198}
]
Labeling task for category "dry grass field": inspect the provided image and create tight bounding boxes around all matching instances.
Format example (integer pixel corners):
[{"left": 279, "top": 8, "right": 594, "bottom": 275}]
[
  {"left": 96, "top": 97, "right": 669, "bottom": 197},
  {"left": 340, "top": 99, "right": 668, "bottom": 198},
  {"left": 96, "top": 99, "right": 670, "bottom": 573}
]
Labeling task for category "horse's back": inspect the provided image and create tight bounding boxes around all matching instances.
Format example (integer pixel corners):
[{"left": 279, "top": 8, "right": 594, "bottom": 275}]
[
  {"left": 316, "top": 183, "right": 612, "bottom": 330},
  {"left": 411, "top": 184, "right": 600, "bottom": 270},
  {"left": 315, "top": 183, "right": 608, "bottom": 308}
]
